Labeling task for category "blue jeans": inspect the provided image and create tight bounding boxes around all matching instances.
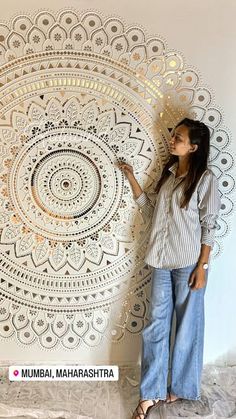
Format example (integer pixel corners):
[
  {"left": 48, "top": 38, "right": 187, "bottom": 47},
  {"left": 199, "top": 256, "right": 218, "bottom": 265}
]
[{"left": 140, "top": 264, "right": 206, "bottom": 401}]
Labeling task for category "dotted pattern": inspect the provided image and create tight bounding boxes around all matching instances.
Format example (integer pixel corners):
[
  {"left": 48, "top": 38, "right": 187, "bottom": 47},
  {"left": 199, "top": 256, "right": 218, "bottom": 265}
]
[{"left": 0, "top": 9, "right": 234, "bottom": 350}]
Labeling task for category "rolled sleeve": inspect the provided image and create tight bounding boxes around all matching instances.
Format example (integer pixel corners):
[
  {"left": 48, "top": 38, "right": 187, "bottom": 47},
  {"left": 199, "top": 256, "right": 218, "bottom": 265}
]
[
  {"left": 135, "top": 191, "right": 155, "bottom": 220},
  {"left": 198, "top": 171, "right": 221, "bottom": 248}
]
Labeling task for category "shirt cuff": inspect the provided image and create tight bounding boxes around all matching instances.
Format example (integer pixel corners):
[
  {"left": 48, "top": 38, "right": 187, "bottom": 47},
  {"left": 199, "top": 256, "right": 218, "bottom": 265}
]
[
  {"left": 135, "top": 192, "right": 149, "bottom": 207},
  {"left": 201, "top": 227, "right": 216, "bottom": 248}
]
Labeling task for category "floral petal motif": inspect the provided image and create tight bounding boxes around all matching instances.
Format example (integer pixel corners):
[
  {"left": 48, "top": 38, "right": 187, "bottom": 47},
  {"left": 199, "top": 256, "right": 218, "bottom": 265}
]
[
  {"left": 110, "top": 124, "right": 131, "bottom": 143},
  {"left": 1, "top": 225, "right": 22, "bottom": 244},
  {"left": 0, "top": 128, "right": 17, "bottom": 145},
  {"left": 15, "top": 233, "right": 34, "bottom": 257},
  {"left": 119, "top": 138, "right": 143, "bottom": 157},
  {"left": 39, "top": 328, "right": 58, "bottom": 349},
  {"left": 49, "top": 24, "right": 67, "bottom": 48},
  {"left": 52, "top": 315, "right": 68, "bottom": 337},
  {"left": 91, "top": 28, "right": 108, "bottom": 52},
  {"left": 72, "top": 314, "right": 89, "bottom": 337},
  {"left": 6, "top": 31, "right": 25, "bottom": 56},
  {"left": 97, "top": 110, "right": 115, "bottom": 134},
  {"left": 17, "top": 327, "right": 36, "bottom": 345},
  {"left": 32, "top": 240, "right": 50, "bottom": 267},
  {"left": 67, "top": 242, "right": 85, "bottom": 270},
  {"left": 81, "top": 101, "right": 99, "bottom": 128},
  {"left": 86, "top": 243, "right": 103, "bottom": 265},
  {"left": 70, "top": 24, "right": 88, "bottom": 47},
  {"left": 132, "top": 155, "right": 151, "bottom": 172},
  {"left": 12, "top": 308, "right": 29, "bottom": 330},
  {"left": 62, "top": 329, "right": 80, "bottom": 349},
  {"left": 64, "top": 98, "right": 80, "bottom": 122},
  {"left": 27, "top": 27, "right": 46, "bottom": 50},
  {"left": 83, "top": 326, "right": 102, "bottom": 347},
  {"left": 130, "top": 46, "right": 146, "bottom": 68},
  {"left": 111, "top": 35, "right": 128, "bottom": 58},
  {"left": 11, "top": 111, "right": 29, "bottom": 133},
  {"left": 46, "top": 98, "right": 62, "bottom": 122},
  {"left": 49, "top": 244, "right": 67, "bottom": 271},
  {"left": 92, "top": 310, "right": 107, "bottom": 333},
  {"left": 0, "top": 212, "right": 11, "bottom": 227},
  {"left": 59, "top": 11, "right": 78, "bottom": 28},
  {"left": 113, "top": 223, "right": 132, "bottom": 242},
  {"left": 100, "top": 234, "right": 118, "bottom": 256},
  {"left": 28, "top": 103, "right": 45, "bottom": 124}
]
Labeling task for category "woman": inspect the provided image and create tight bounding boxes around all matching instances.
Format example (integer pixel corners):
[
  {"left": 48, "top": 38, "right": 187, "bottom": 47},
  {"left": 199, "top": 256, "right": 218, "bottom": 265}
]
[{"left": 118, "top": 118, "right": 221, "bottom": 419}]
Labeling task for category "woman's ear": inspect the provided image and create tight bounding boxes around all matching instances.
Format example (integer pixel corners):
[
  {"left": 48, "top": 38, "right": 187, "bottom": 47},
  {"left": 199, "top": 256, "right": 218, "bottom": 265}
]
[{"left": 189, "top": 144, "right": 198, "bottom": 153}]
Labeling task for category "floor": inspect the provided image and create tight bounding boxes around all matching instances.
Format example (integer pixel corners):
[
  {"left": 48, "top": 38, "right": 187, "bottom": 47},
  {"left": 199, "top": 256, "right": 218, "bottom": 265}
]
[{"left": 0, "top": 366, "right": 235, "bottom": 419}]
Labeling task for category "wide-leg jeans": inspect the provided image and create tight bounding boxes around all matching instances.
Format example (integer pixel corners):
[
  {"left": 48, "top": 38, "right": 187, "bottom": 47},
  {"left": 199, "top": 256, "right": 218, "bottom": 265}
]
[{"left": 140, "top": 264, "right": 206, "bottom": 401}]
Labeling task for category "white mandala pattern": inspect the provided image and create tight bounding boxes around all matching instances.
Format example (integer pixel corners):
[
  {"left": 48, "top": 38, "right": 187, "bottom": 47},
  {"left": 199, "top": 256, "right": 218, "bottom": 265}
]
[{"left": 0, "top": 9, "right": 234, "bottom": 349}]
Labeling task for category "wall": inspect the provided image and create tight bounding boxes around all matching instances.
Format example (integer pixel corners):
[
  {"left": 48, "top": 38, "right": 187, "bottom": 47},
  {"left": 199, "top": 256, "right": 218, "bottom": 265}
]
[{"left": 0, "top": 0, "right": 235, "bottom": 366}]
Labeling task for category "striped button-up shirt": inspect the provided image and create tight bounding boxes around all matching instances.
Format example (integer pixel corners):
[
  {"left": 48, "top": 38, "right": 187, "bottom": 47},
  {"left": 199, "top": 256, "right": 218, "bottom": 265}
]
[{"left": 136, "top": 163, "right": 221, "bottom": 269}]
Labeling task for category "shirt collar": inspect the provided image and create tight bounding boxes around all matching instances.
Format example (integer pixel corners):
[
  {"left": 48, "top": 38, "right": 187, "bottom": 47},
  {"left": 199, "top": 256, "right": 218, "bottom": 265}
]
[
  {"left": 168, "top": 162, "right": 178, "bottom": 175},
  {"left": 168, "top": 162, "right": 187, "bottom": 178}
]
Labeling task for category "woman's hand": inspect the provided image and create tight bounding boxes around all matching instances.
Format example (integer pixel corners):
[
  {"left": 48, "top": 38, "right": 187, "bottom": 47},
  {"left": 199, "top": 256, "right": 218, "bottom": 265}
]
[
  {"left": 117, "top": 162, "right": 134, "bottom": 179},
  {"left": 116, "top": 161, "right": 143, "bottom": 199},
  {"left": 188, "top": 266, "right": 206, "bottom": 290}
]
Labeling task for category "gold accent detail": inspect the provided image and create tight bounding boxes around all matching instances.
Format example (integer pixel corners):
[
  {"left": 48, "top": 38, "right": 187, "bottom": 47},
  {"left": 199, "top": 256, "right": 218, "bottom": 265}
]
[
  {"left": 0, "top": 174, "right": 7, "bottom": 183},
  {"left": 169, "top": 60, "right": 177, "bottom": 68},
  {"left": 1, "top": 187, "right": 8, "bottom": 197},
  {"left": 11, "top": 214, "right": 21, "bottom": 224},
  {"left": 35, "top": 235, "right": 44, "bottom": 243},
  {"left": 132, "top": 53, "right": 141, "bottom": 61},
  {"left": 4, "top": 159, "right": 12, "bottom": 168},
  {"left": 22, "top": 226, "right": 31, "bottom": 234},
  {"left": 137, "top": 67, "right": 146, "bottom": 76},
  {"left": 166, "top": 78, "right": 174, "bottom": 86},
  {"left": 180, "top": 95, "right": 187, "bottom": 102},
  {"left": 20, "top": 134, "right": 27, "bottom": 143},
  {"left": 10, "top": 146, "right": 20, "bottom": 156},
  {"left": 151, "top": 64, "right": 159, "bottom": 72}
]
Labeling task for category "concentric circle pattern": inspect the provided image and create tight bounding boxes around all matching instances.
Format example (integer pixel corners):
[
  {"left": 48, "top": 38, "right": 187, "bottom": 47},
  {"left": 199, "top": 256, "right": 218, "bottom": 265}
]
[
  {"left": 32, "top": 151, "right": 100, "bottom": 217},
  {"left": 9, "top": 125, "right": 120, "bottom": 240},
  {"left": 0, "top": 9, "right": 234, "bottom": 350}
]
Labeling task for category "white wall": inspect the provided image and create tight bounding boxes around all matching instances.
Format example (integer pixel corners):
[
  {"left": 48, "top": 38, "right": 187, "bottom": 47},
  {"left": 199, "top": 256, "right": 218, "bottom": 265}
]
[{"left": 1, "top": 0, "right": 236, "bottom": 365}]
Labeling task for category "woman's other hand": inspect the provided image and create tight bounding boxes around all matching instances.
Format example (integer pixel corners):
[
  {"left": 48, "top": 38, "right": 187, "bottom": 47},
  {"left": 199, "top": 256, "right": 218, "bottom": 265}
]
[{"left": 188, "top": 266, "right": 206, "bottom": 290}]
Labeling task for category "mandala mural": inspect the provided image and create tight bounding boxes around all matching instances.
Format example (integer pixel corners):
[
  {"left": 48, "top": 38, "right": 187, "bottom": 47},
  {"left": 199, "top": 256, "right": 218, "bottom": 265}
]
[{"left": 0, "top": 9, "right": 234, "bottom": 350}]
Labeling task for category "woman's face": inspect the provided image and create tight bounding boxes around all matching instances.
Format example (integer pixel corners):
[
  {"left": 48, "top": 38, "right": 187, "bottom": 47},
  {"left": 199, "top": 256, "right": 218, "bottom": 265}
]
[{"left": 169, "top": 124, "right": 196, "bottom": 157}]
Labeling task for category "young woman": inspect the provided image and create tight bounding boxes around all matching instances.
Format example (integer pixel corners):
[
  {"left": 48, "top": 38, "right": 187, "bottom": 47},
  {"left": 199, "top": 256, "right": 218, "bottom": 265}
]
[{"left": 118, "top": 118, "right": 221, "bottom": 419}]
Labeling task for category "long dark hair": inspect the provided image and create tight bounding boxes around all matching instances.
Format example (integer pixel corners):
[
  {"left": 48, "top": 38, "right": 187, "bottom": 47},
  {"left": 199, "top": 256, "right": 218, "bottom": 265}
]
[{"left": 155, "top": 118, "right": 210, "bottom": 208}]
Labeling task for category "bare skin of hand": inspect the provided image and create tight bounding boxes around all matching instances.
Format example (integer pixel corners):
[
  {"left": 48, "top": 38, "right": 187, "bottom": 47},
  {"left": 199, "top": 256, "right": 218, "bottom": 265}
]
[
  {"left": 117, "top": 162, "right": 134, "bottom": 178},
  {"left": 189, "top": 267, "right": 206, "bottom": 290},
  {"left": 117, "top": 162, "right": 143, "bottom": 200}
]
